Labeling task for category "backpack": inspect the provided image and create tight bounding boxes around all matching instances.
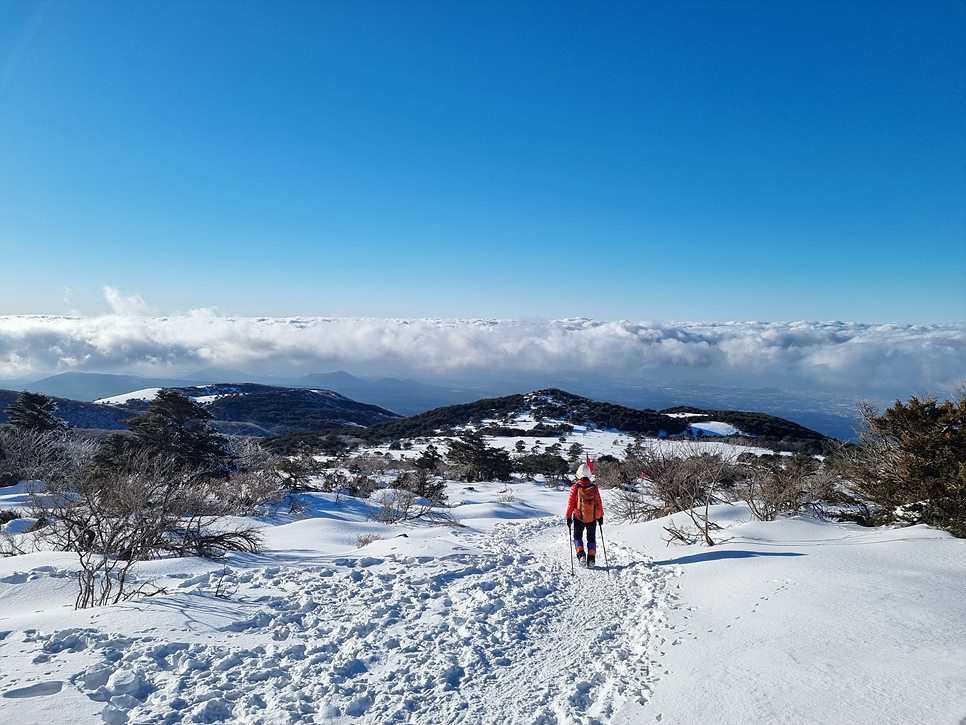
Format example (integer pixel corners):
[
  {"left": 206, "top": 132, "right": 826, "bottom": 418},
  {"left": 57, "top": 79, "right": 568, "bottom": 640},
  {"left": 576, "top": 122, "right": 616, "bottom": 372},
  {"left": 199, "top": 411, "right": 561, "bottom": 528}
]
[{"left": 575, "top": 482, "right": 599, "bottom": 523}]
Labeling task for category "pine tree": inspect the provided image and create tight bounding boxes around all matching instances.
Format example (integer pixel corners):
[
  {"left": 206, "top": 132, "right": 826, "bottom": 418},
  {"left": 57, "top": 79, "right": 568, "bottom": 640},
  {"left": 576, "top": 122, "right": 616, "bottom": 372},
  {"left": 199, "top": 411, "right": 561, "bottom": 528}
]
[
  {"left": 567, "top": 442, "right": 584, "bottom": 465},
  {"left": 95, "top": 389, "right": 234, "bottom": 477},
  {"left": 446, "top": 430, "right": 513, "bottom": 482},
  {"left": 517, "top": 451, "right": 569, "bottom": 481},
  {"left": 276, "top": 444, "right": 323, "bottom": 491},
  {"left": 842, "top": 391, "right": 966, "bottom": 537},
  {"left": 414, "top": 443, "right": 443, "bottom": 472},
  {"left": 5, "top": 392, "right": 68, "bottom": 433}
]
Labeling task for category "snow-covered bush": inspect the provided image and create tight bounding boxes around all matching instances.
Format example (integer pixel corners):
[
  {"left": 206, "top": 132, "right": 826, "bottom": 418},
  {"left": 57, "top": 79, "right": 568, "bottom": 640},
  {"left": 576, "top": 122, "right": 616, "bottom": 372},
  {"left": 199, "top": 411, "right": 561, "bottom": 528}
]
[{"left": 224, "top": 436, "right": 288, "bottom": 513}]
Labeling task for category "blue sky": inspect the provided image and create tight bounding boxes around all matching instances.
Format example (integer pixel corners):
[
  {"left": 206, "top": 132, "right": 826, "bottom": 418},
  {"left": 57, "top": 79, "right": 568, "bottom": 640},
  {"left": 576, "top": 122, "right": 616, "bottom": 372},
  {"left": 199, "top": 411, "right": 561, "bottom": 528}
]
[{"left": 1, "top": 0, "right": 964, "bottom": 322}]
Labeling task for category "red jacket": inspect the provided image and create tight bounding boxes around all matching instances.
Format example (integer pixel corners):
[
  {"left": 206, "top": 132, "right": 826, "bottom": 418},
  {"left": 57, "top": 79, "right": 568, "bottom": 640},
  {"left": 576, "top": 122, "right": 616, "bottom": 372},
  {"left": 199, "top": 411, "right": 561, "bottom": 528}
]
[{"left": 565, "top": 478, "right": 604, "bottom": 523}]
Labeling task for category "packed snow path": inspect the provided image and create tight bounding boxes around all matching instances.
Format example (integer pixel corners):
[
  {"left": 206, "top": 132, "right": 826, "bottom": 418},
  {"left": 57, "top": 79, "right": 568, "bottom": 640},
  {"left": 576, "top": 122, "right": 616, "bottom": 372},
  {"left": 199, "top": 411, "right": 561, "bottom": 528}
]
[{"left": 1, "top": 518, "right": 674, "bottom": 724}]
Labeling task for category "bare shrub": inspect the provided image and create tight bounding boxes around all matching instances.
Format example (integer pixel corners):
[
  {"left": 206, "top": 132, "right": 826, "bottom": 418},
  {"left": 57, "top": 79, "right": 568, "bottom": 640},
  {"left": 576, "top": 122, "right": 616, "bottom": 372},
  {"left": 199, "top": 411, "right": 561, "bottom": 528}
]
[
  {"left": 212, "top": 566, "right": 238, "bottom": 599},
  {"left": 223, "top": 437, "right": 286, "bottom": 513},
  {"left": 611, "top": 443, "right": 737, "bottom": 546},
  {"left": 347, "top": 452, "right": 395, "bottom": 477},
  {"left": 32, "top": 450, "right": 190, "bottom": 607},
  {"left": 0, "top": 428, "right": 91, "bottom": 487},
  {"left": 356, "top": 533, "right": 383, "bottom": 548},
  {"left": 593, "top": 455, "right": 640, "bottom": 492},
  {"left": 735, "top": 454, "right": 834, "bottom": 521},
  {"left": 366, "top": 489, "right": 432, "bottom": 524},
  {"left": 30, "top": 448, "right": 266, "bottom": 608},
  {"left": 0, "top": 531, "right": 28, "bottom": 556},
  {"left": 166, "top": 525, "right": 263, "bottom": 559}
]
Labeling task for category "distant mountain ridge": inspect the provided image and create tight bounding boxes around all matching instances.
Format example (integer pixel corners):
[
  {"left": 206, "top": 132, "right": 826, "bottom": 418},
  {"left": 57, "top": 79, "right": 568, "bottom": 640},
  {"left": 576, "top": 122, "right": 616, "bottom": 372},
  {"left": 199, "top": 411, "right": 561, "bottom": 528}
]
[
  {"left": 0, "top": 389, "right": 130, "bottom": 430},
  {"left": 99, "top": 383, "right": 401, "bottom": 435},
  {"left": 269, "top": 388, "right": 832, "bottom": 454},
  {"left": 299, "top": 372, "right": 475, "bottom": 415},
  {"left": 659, "top": 405, "right": 829, "bottom": 444},
  {"left": 0, "top": 383, "right": 400, "bottom": 436},
  {"left": 2, "top": 381, "right": 832, "bottom": 452},
  {"left": 18, "top": 370, "right": 475, "bottom": 415},
  {"left": 12, "top": 370, "right": 860, "bottom": 438},
  {"left": 20, "top": 372, "right": 213, "bottom": 401}
]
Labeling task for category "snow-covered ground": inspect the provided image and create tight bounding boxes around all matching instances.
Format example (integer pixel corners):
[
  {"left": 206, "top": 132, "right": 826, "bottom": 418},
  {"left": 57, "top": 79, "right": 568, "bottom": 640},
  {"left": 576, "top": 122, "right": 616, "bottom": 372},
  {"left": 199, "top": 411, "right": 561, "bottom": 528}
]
[
  {"left": 93, "top": 388, "right": 163, "bottom": 405},
  {"left": 662, "top": 412, "right": 743, "bottom": 437},
  {"left": 94, "top": 387, "right": 240, "bottom": 406},
  {"left": 1, "top": 477, "right": 964, "bottom": 724},
  {"left": 687, "top": 420, "right": 741, "bottom": 436},
  {"left": 371, "top": 415, "right": 776, "bottom": 463}
]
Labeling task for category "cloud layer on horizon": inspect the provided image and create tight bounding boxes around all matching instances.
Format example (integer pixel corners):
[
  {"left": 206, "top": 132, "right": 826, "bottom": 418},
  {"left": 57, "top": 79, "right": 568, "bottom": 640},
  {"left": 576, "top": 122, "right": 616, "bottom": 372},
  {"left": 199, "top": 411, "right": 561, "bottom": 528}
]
[{"left": 1, "top": 312, "right": 963, "bottom": 397}]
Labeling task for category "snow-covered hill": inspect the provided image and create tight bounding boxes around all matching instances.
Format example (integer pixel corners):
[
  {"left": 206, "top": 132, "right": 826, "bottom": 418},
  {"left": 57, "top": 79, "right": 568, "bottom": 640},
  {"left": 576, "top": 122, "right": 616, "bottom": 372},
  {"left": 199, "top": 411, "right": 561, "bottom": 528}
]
[
  {"left": 281, "top": 388, "right": 830, "bottom": 456},
  {"left": 1, "top": 474, "right": 964, "bottom": 725},
  {"left": 92, "top": 383, "right": 402, "bottom": 435}
]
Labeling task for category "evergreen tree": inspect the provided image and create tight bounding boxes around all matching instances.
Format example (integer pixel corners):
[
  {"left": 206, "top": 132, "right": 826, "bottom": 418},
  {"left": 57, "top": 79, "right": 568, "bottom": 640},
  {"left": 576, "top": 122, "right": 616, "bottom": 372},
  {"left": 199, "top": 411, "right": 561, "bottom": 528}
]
[
  {"left": 397, "top": 467, "right": 447, "bottom": 504},
  {"left": 414, "top": 443, "right": 443, "bottom": 473},
  {"left": 841, "top": 391, "right": 966, "bottom": 537},
  {"left": 567, "top": 442, "right": 584, "bottom": 465},
  {"left": 96, "top": 389, "right": 233, "bottom": 477},
  {"left": 446, "top": 430, "right": 513, "bottom": 482},
  {"left": 5, "top": 392, "right": 68, "bottom": 433},
  {"left": 277, "top": 444, "right": 323, "bottom": 491},
  {"left": 516, "top": 451, "right": 569, "bottom": 481}
]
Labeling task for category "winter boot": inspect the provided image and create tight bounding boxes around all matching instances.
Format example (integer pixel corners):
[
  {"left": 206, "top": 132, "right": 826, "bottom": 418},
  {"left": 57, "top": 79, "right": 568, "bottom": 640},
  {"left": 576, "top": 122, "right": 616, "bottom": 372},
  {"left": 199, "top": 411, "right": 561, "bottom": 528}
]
[
  {"left": 586, "top": 555, "right": 595, "bottom": 568},
  {"left": 577, "top": 550, "right": 586, "bottom": 564}
]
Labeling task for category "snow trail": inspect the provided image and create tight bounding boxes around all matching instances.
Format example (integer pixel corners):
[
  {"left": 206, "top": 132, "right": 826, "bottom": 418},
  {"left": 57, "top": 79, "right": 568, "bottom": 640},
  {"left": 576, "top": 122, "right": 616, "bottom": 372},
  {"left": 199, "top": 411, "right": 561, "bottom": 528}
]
[
  {"left": 11, "top": 517, "right": 672, "bottom": 724},
  {"left": 450, "top": 518, "right": 671, "bottom": 725}
]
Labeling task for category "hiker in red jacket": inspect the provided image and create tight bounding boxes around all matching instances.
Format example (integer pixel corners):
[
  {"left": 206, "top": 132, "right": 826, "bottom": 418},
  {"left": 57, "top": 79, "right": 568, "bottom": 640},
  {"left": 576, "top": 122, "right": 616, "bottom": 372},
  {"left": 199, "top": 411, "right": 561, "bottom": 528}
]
[{"left": 565, "top": 463, "right": 604, "bottom": 568}]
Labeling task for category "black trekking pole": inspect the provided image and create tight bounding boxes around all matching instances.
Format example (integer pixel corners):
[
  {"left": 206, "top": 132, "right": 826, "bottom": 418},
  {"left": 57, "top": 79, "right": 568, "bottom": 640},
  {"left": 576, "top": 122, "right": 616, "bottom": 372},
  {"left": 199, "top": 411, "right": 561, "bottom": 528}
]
[
  {"left": 599, "top": 521, "right": 610, "bottom": 578},
  {"left": 566, "top": 518, "right": 574, "bottom": 576}
]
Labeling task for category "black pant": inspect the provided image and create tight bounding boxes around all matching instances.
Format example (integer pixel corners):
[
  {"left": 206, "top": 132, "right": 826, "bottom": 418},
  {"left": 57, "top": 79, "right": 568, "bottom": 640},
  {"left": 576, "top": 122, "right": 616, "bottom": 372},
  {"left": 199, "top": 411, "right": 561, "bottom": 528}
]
[{"left": 573, "top": 519, "right": 597, "bottom": 555}]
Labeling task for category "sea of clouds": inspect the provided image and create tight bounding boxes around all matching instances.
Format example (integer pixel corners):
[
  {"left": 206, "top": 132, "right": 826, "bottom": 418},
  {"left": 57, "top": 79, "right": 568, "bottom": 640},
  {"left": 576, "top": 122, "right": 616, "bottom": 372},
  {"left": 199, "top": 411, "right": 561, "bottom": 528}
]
[{"left": 1, "top": 306, "right": 963, "bottom": 398}]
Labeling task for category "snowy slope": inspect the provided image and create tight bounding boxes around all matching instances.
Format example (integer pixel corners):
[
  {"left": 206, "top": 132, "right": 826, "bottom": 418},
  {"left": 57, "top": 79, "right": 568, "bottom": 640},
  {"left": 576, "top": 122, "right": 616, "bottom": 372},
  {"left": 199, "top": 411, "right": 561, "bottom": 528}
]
[
  {"left": 614, "top": 510, "right": 966, "bottom": 725},
  {"left": 1, "top": 480, "right": 964, "bottom": 725},
  {"left": 93, "top": 388, "right": 163, "bottom": 405},
  {"left": 687, "top": 421, "right": 741, "bottom": 436},
  {"left": 89, "top": 384, "right": 401, "bottom": 435}
]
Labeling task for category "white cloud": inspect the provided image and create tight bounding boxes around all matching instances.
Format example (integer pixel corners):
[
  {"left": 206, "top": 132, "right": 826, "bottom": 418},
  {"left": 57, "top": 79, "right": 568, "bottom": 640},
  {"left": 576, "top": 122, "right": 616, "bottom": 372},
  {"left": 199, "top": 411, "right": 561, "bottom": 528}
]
[
  {"left": 103, "top": 286, "right": 152, "bottom": 316},
  {"left": 0, "top": 311, "right": 963, "bottom": 397}
]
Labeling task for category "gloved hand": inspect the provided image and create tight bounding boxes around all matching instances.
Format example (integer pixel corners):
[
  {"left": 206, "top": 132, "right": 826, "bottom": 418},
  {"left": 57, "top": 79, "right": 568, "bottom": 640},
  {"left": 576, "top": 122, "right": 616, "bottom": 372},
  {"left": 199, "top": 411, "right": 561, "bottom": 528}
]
[
  {"left": 597, "top": 516, "right": 604, "bottom": 525},
  {"left": 565, "top": 516, "right": 572, "bottom": 526}
]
